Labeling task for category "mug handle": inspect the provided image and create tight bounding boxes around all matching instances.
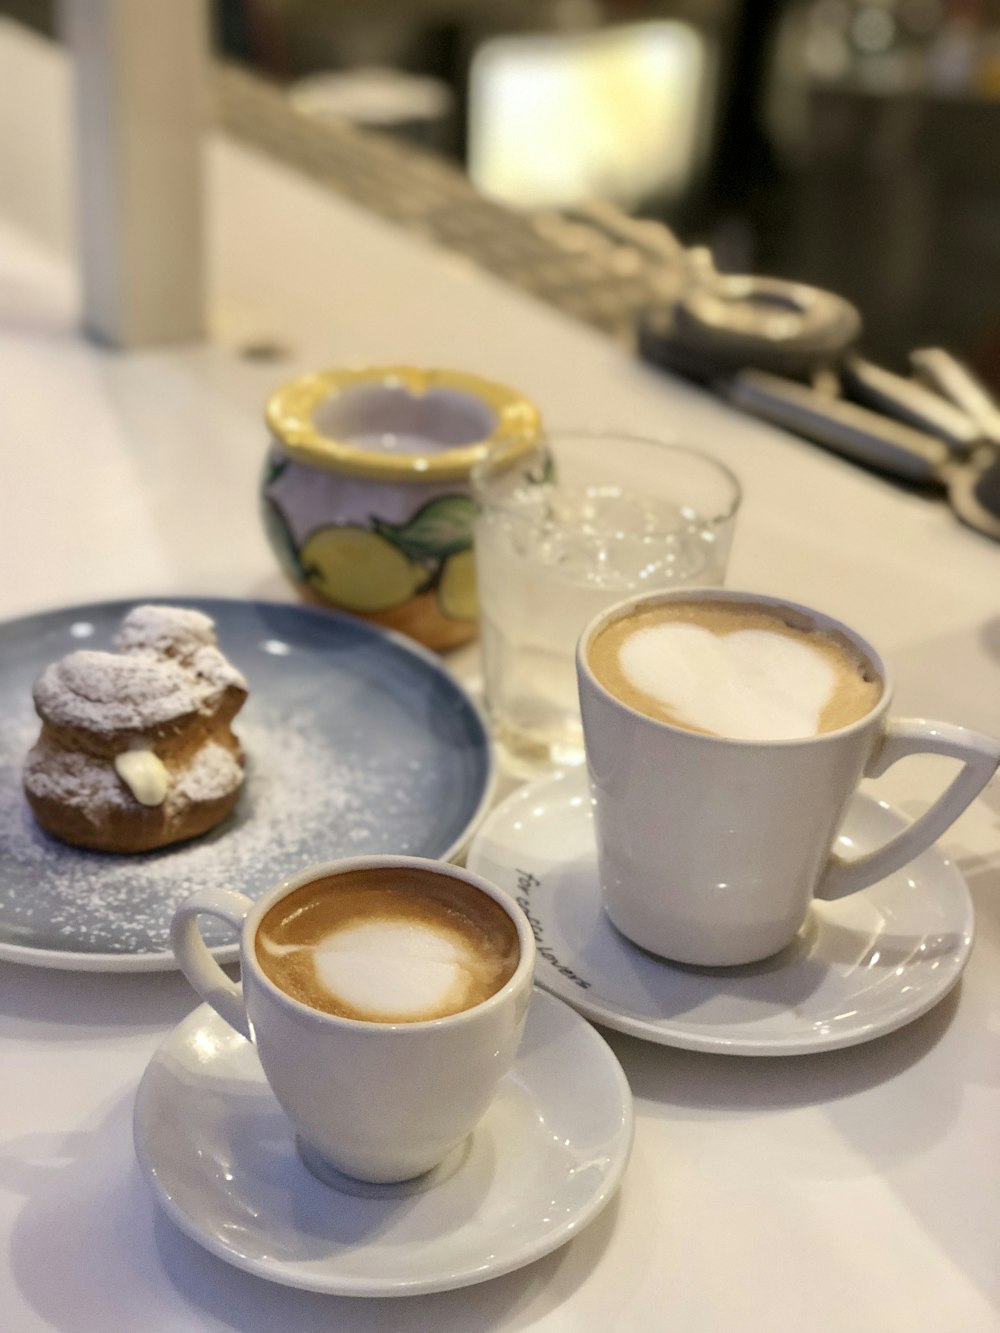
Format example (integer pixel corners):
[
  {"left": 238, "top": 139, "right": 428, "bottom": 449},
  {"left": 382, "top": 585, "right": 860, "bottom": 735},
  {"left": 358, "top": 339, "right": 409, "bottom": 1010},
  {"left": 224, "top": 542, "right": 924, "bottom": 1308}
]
[
  {"left": 170, "top": 887, "right": 256, "bottom": 1040},
  {"left": 818, "top": 719, "right": 1000, "bottom": 901}
]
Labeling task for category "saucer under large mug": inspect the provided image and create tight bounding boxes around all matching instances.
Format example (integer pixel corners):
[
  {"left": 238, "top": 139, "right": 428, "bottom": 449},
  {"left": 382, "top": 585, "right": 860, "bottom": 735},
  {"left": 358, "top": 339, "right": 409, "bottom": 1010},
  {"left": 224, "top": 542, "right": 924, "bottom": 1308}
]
[{"left": 467, "top": 768, "right": 975, "bottom": 1055}]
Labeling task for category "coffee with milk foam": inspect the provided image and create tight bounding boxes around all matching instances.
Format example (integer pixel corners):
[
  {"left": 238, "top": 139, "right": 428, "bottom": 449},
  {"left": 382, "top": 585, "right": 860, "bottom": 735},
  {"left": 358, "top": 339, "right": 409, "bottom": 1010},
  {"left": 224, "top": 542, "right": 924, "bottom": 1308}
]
[
  {"left": 588, "top": 598, "right": 882, "bottom": 741},
  {"left": 255, "top": 866, "right": 520, "bottom": 1022}
]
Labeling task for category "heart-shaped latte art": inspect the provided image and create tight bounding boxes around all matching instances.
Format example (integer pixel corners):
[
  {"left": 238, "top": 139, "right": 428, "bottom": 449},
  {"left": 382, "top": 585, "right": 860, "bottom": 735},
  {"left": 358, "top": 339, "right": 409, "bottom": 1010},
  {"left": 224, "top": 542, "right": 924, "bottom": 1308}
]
[
  {"left": 264, "top": 919, "right": 477, "bottom": 1019},
  {"left": 618, "top": 623, "right": 837, "bottom": 740}
]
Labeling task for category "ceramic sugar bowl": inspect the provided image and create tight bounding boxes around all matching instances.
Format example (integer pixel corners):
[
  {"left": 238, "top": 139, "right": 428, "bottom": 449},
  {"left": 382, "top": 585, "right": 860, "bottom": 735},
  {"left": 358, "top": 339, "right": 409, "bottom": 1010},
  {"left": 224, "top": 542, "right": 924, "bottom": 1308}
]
[{"left": 262, "top": 366, "right": 542, "bottom": 651}]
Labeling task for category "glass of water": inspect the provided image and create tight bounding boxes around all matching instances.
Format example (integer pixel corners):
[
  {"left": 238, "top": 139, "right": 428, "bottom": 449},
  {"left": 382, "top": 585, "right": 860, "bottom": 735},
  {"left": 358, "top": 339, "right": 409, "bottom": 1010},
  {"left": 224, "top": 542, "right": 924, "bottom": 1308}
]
[{"left": 471, "top": 431, "right": 741, "bottom": 772}]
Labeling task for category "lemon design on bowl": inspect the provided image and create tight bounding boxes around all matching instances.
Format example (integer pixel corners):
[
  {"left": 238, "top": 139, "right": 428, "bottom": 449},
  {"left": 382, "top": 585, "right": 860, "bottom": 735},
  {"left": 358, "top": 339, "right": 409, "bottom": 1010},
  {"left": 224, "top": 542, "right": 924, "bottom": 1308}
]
[
  {"left": 438, "top": 549, "right": 477, "bottom": 622},
  {"left": 300, "top": 527, "right": 427, "bottom": 612},
  {"left": 373, "top": 495, "right": 478, "bottom": 624}
]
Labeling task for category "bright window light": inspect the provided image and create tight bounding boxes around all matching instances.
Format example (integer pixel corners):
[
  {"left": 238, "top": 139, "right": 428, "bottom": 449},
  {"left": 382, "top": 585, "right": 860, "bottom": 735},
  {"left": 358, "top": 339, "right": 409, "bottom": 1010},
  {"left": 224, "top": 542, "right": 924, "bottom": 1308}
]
[{"left": 469, "top": 21, "right": 710, "bottom": 210}]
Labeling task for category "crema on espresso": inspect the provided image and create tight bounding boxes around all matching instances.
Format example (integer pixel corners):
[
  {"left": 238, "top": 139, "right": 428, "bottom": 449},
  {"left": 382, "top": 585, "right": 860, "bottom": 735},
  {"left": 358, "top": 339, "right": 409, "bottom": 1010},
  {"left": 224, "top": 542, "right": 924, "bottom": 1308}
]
[
  {"left": 587, "top": 598, "right": 882, "bottom": 741},
  {"left": 255, "top": 866, "right": 520, "bottom": 1023}
]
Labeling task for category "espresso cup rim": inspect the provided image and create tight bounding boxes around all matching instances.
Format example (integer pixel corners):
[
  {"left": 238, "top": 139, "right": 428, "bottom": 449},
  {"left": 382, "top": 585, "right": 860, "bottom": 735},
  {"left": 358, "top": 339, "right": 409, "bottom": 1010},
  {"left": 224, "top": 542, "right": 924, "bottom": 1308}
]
[
  {"left": 577, "top": 586, "right": 892, "bottom": 749},
  {"left": 240, "top": 853, "right": 536, "bottom": 1030}
]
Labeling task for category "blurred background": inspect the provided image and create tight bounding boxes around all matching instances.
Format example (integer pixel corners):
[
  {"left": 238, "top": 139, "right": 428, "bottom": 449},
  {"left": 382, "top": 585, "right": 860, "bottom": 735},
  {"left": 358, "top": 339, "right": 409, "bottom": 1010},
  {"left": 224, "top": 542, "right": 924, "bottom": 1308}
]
[{"left": 6, "top": 0, "right": 999, "bottom": 385}]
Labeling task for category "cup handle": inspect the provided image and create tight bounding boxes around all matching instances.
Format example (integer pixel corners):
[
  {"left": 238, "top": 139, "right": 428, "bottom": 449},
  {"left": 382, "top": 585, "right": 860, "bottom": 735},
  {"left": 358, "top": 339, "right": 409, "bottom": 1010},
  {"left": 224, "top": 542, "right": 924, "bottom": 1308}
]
[
  {"left": 170, "top": 887, "right": 255, "bottom": 1040},
  {"left": 818, "top": 719, "right": 1000, "bottom": 901}
]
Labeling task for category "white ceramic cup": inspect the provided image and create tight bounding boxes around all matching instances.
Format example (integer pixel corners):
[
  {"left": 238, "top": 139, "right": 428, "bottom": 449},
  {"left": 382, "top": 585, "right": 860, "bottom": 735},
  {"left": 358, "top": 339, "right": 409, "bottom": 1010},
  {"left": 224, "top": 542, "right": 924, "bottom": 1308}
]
[
  {"left": 577, "top": 588, "right": 1000, "bottom": 967},
  {"left": 170, "top": 855, "right": 536, "bottom": 1186}
]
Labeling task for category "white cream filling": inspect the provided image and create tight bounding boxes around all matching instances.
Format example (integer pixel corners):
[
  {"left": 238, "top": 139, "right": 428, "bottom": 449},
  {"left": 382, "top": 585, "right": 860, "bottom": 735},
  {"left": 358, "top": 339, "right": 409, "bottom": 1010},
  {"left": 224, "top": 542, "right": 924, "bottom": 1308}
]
[{"left": 113, "top": 749, "right": 169, "bottom": 806}]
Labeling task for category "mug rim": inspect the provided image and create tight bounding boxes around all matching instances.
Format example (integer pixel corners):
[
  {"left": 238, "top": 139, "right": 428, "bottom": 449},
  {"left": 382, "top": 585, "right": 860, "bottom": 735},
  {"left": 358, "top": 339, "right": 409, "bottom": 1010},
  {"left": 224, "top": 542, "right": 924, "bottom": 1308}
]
[
  {"left": 237, "top": 854, "right": 536, "bottom": 1031},
  {"left": 577, "top": 586, "right": 893, "bottom": 749}
]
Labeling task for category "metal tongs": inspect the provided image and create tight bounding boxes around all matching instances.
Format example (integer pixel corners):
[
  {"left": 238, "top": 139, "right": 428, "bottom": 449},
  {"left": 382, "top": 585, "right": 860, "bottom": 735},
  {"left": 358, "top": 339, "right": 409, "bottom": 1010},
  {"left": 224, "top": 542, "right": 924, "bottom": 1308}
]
[
  {"left": 637, "top": 250, "right": 1000, "bottom": 541},
  {"left": 724, "top": 353, "right": 1000, "bottom": 542}
]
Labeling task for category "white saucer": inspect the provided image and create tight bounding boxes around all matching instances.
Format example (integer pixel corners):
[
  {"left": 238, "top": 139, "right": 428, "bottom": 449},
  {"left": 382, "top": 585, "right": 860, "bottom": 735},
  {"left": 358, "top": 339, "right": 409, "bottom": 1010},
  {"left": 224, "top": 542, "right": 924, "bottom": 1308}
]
[
  {"left": 467, "top": 769, "right": 975, "bottom": 1056},
  {"left": 133, "top": 991, "right": 633, "bottom": 1297}
]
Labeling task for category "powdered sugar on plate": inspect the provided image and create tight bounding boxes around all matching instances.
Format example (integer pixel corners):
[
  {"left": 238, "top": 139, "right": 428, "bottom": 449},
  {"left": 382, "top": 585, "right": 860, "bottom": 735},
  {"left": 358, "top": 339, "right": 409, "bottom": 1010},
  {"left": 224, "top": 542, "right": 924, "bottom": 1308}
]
[
  {"left": 0, "top": 704, "right": 419, "bottom": 956},
  {"left": 0, "top": 598, "right": 492, "bottom": 968}
]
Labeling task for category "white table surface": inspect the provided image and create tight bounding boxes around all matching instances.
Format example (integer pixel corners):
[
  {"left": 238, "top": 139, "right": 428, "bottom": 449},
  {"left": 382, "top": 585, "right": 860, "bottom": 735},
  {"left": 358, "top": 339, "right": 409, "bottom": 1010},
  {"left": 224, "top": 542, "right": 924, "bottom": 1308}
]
[{"left": 1, "top": 20, "right": 998, "bottom": 1333}]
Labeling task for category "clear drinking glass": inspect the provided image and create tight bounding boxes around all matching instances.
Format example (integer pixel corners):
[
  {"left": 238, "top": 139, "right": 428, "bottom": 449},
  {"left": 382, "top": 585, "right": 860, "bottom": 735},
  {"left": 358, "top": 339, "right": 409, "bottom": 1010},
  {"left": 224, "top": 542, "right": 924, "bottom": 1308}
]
[{"left": 471, "top": 431, "right": 741, "bottom": 772}]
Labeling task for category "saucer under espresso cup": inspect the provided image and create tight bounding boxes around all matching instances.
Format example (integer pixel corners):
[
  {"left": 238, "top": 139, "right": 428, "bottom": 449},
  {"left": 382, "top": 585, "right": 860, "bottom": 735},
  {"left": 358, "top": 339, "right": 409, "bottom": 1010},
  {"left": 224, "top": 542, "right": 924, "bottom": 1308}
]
[
  {"left": 133, "top": 991, "right": 633, "bottom": 1296},
  {"left": 466, "top": 769, "right": 975, "bottom": 1056}
]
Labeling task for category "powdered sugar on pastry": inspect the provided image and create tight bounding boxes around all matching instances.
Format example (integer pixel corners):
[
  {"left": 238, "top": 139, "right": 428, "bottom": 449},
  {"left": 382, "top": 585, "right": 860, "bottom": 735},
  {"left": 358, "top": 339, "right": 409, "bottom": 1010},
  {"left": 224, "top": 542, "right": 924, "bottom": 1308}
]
[
  {"left": 114, "top": 604, "right": 217, "bottom": 661},
  {"left": 33, "top": 651, "right": 203, "bottom": 734},
  {"left": 115, "top": 604, "right": 247, "bottom": 695},
  {"left": 23, "top": 604, "right": 248, "bottom": 852}
]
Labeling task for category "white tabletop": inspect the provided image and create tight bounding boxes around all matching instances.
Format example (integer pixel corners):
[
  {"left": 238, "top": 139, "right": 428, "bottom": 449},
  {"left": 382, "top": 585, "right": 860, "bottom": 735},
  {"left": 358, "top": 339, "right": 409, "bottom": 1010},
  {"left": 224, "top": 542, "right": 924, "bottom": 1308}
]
[{"left": 1, "top": 20, "right": 998, "bottom": 1333}]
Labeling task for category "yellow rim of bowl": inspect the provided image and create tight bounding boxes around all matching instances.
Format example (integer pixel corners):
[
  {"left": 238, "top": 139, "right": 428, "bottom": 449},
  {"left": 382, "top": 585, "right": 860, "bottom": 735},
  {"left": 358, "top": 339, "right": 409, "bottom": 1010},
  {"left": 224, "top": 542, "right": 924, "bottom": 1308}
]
[{"left": 265, "top": 365, "right": 543, "bottom": 482}]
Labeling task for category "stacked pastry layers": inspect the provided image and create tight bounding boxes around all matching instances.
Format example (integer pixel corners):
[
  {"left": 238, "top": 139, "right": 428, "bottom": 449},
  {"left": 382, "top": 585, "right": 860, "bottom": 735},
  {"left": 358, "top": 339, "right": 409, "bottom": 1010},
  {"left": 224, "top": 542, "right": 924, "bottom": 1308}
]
[{"left": 23, "top": 605, "right": 248, "bottom": 853}]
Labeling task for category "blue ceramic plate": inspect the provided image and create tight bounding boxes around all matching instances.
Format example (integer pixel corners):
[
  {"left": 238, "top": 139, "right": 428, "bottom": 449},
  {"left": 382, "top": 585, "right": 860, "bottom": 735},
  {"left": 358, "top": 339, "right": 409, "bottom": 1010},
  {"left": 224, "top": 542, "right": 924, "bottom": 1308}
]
[{"left": 0, "top": 598, "right": 494, "bottom": 971}]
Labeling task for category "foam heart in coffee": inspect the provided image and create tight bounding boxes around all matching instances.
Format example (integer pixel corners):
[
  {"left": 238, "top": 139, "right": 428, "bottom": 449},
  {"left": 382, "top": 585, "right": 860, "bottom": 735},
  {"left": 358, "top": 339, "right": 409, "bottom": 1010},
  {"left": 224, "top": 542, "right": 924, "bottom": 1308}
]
[
  {"left": 588, "top": 598, "right": 882, "bottom": 740},
  {"left": 265, "top": 919, "right": 486, "bottom": 1020},
  {"left": 255, "top": 866, "right": 520, "bottom": 1022},
  {"left": 619, "top": 623, "right": 839, "bottom": 740}
]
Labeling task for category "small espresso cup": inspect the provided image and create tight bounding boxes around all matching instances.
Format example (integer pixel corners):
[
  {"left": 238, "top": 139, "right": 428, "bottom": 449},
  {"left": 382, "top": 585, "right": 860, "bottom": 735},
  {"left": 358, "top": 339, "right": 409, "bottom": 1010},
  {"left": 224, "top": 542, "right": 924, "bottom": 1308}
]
[
  {"left": 577, "top": 588, "right": 1000, "bottom": 967},
  {"left": 171, "top": 855, "right": 536, "bottom": 1185}
]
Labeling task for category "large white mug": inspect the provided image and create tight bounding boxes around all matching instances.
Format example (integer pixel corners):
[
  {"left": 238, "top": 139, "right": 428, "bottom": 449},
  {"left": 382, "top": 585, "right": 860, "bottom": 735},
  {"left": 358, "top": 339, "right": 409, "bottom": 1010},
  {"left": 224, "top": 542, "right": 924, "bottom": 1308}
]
[
  {"left": 577, "top": 588, "right": 1000, "bottom": 967},
  {"left": 171, "top": 855, "right": 536, "bottom": 1185}
]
